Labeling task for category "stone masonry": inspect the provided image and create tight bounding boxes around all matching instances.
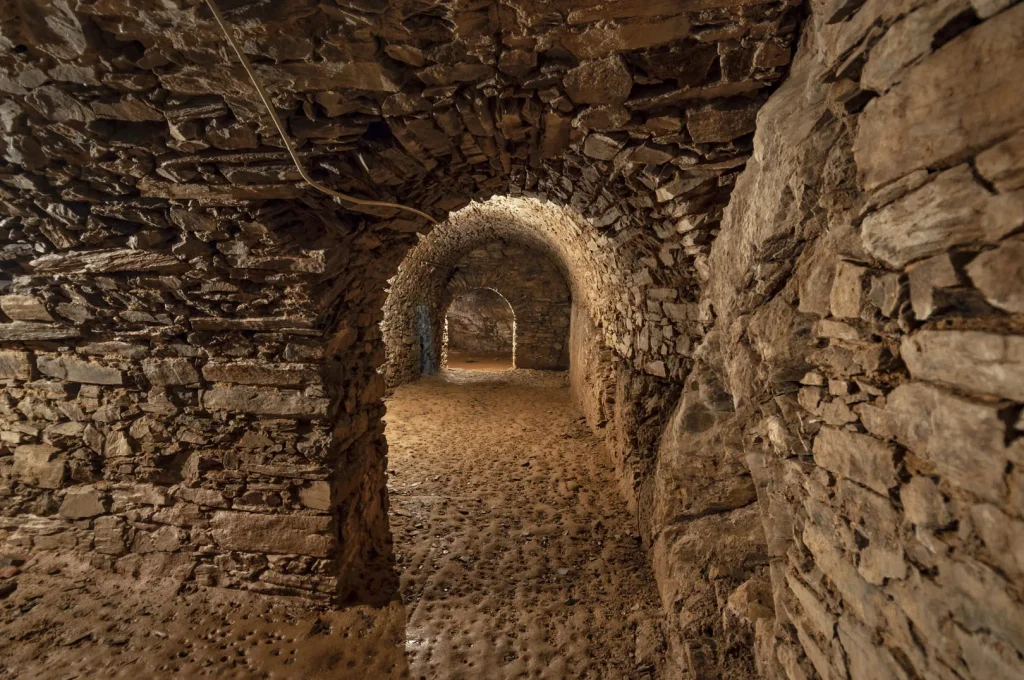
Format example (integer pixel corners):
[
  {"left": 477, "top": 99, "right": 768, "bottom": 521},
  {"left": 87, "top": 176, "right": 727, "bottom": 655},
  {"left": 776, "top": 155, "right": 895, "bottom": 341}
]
[
  {"left": 383, "top": 234, "right": 571, "bottom": 386},
  {"left": 1, "top": 0, "right": 1023, "bottom": 678}
]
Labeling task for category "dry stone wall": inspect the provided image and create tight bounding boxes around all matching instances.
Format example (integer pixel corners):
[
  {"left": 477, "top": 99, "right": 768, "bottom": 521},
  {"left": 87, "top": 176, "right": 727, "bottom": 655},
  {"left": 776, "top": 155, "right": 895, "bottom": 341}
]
[
  {"left": 564, "top": 0, "right": 1024, "bottom": 677},
  {"left": 0, "top": 200, "right": 389, "bottom": 601},
  {"left": 648, "top": 0, "right": 1024, "bottom": 678},
  {"left": 445, "top": 288, "right": 514, "bottom": 357},
  {"left": 0, "top": 0, "right": 802, "bottom": 612}
]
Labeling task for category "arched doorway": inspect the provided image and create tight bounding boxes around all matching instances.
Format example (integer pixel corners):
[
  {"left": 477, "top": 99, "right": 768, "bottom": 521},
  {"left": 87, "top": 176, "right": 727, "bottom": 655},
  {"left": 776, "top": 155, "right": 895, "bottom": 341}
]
[{"left": 442, "top": 287, "right": 516, "bottom": 371}]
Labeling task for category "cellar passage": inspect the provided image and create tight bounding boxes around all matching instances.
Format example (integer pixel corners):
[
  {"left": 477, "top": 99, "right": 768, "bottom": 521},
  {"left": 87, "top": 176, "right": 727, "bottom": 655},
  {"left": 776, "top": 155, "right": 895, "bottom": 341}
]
[
  {"left": 444, "top": 288, "right": 515, "bottom": 370},
  {"left": 1, "top": 1, "right": 1023, "bottom": 678}
]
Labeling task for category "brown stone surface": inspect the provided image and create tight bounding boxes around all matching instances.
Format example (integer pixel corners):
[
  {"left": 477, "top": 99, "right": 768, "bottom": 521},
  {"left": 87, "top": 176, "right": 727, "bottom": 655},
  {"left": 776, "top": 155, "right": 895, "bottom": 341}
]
[
  {"left": 36, "top": 356, "right": 123, "bottom": 385},
  {"left": 58, "top": 487, "right": 106, "bottom": 519},
  {"left": 210, "top": 512, "right": 334, "bottom": 557},
  {"left": 966, "top": 240, "right": 1024, "bottom": 313},
  {"left": 855, "top": 3, "right": 1024, "bottom": 189},
  {"left": 902, "top": 330, "right": 1024, "bottom": 401},
  {"left": 563, "top": 56, "right": 633, "bottom": 105},
  {"left": 0, "top": 1, "right": 1020, "bottom": 678},
  {"left": 0, "top": 295, "right": 53, "bottom": 322},
  {"left": 0, "top": 351, "right": 32, "bottom": 380},
  {"left": 200, "top": 387, "right": 328, "bottom": 417}
]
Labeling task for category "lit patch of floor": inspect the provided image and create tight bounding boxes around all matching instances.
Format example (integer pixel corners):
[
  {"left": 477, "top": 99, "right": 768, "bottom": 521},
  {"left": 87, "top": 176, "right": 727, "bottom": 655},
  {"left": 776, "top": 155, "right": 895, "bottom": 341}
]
[
  {"left": 386, "top": 368, "right": 663, "bottom": 679},
  {"left": 445, "top": 350, "right": 514, "bottom": 371}
]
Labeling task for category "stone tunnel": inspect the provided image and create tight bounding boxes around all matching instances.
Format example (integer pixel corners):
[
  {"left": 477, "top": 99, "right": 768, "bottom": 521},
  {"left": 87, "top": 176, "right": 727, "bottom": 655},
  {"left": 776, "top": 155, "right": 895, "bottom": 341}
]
[{"left": 1, "top": 0, "right": 1023, "bottom": 678}]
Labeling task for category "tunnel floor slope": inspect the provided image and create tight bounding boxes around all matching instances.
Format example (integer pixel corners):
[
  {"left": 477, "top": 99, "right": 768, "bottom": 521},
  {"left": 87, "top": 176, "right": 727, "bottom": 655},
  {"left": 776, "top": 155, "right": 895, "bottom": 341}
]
[{"left": 387, "top": 368, "right": 663, "bottom": 679}]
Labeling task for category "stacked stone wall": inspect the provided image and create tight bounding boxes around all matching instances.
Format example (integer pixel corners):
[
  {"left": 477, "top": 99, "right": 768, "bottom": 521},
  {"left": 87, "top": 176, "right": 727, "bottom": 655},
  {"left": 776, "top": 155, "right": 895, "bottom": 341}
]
[
  {"left": 0, "top": 1, "right": 1021, "bottom": 678},
  {"left": 663, "top": 1, "right": 1024, "bottom": 677},
  {"left": 445, "top": 288, "right": 515, "bottom": 356}
]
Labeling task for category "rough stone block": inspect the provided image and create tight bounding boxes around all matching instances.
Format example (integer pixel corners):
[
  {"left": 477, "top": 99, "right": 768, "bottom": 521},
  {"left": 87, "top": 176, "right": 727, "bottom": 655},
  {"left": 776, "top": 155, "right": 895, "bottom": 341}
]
[
  {"left": 12, "top": 444, "right": 66, "bottom": 489},
  {"left": 860, "top": 0, "right": 973, "bottom": 94},
  {"left": 103, "top": 431, "right": 133, "bottom": 457},
  {"left": 93, "top": 516, "right": 128, "bottom": 556},
  {"left": 0, "top": 323, "right": 80, "bottom": 341},
  {"left": 560, "top": 15, "right": 691, "bottom": 60},
  {"left": 0, "top": 350, "right": 32, "bottom": 380},
  {"left": 36, "top": 355, "right": 123, "bottom": 385},
  {"left": 142, "top": 358, "right": 200, "bottom": 386},
  {"left": 975, "top": 131, "right": 1024, "bottom": 192},
  {"left": 855, "top": 4, "right": 1024, "bottom": 189},
  {"left": 201, "top": 362, "right": 319, "bottom": 387},
  {"left": 176, "top": 487, "right": 229, "bottom": 508},
  {"left": 836, "top": 480, "right": 907, "bottom": 585},
  {"left": 59, "top": 487, "right": 106, "bottom": 519},
  {"left": 901, "top": 476, "right": 950, "bottom": 529},
  {"left": 687, "top": 101, "right": 759, "bottom": 144},
  {"left": 201, "top": 386, "right": 328, "bottom": 417},
  {"left": 190, "top": 317, "right": 315, "bottom": 332},
  {"left": 563, "top": 55, "right": 632, "bottom": 105},
  {"left": 902, "top": 330, "right": 1024, "bottom": 401},
  {"left": 907, "top": 254, "right": 957, "bottom": 320},
  {"left": 813, "top": 427, "right": 897, "bottom": 496},
  {"left": 966, "top": 240, "right": 1024, "bottom": 314},
  {"left": 837, "top": 614, "right": 909, "bottom": 680},
  {"left": 0, "top": 294, "right": 53, "bottom": 321},
  {"left": 969, "top": 503, "right": 1024, "bottom": 580},
  {"left": 583, "top": 133, "right": 623, "bottom": 160},
  {"left": 970, "top": 0, "right": 1016, "bottom": 18},
  {"left": 880, "top": 383, "right": 1021, "bottom": 503},
  {"left": 786, "top": 573, "right": 836, "bottom": 641},
  {"left": 132, "top": 526, "right": 185, "bottom": 553},
  {"left": 861, "top": 165, "right": 1024, "bottom": 268},
  {"left": 802, "top": 522, "right": 882, "bottom": 629},
  {"left": 77, "top": 341, "right": 149, "bottom": 359},
  {"left": 829, "top": 261, "right": 869, "bottom": 319},
  {"left": 298, "top": 481, "right": 332, "bottom": 511},
  {"left": 210, "top": 511, "right": 334, "bottom": 557},
  {"left": 29, "top": 248, "right": 183, "bottom": 274}
]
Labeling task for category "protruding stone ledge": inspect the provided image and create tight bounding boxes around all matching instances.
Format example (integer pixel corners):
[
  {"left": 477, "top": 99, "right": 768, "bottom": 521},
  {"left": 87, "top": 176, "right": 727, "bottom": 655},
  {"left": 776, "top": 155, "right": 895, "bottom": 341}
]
[
  {"left": 30, "top": 248, "right": 184, "bottom": 274},
  {"left": 36, "top": 355, "right": 123, "bottom": 385},
  {"left": 201, "top": 386, "right": 329, "bottom": 418},
  {"left": 0, "top": 323, "right": 81, "bottom": 341},
  {"left": 201, "top": 361, "right": 321, "bottom": 387},
  {"left": 190, "top": 317, "right": 317, "bottom": 332},
  {"left": 210, "top": 511, "right": 335, "bottom": 557}
]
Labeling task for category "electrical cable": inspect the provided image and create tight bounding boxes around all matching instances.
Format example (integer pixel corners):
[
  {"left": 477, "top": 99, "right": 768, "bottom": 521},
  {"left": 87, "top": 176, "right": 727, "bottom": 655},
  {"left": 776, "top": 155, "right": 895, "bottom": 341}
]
[{"left": 203, "top": 0, "right": 438, "bottom": 225}]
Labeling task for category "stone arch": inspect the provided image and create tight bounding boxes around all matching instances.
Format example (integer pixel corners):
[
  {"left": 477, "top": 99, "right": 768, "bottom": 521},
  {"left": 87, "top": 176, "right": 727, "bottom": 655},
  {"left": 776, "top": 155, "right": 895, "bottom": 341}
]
[
  {"left": 5, "top": 2, "right": 1021, "bottom": 679},
  {"left": 384, "top": 214, "right": 575, "bottom": 383},
  {"left": 441, "top": 286, "right": 517, "bottom": 368},
  {"left": 380, "top": 197, "right": 637, "bottom": 389}
]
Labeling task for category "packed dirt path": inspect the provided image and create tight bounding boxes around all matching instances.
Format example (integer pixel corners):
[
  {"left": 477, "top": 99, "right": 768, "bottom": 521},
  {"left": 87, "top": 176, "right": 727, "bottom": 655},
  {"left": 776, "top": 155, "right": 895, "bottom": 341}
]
[
  {"left": 386, "top": 368, "right": 663, "bottom": 679},
  {"left": 0, "top": 368, "right": 663, "bottom": 680}
]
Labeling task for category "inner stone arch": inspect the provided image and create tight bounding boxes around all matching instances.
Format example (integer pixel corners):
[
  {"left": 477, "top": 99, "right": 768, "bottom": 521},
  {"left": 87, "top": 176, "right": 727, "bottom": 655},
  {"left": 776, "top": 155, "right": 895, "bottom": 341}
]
[
  {"left": 443, "top": 286, "right": 516, "bottom": 370},
  {"left": 381, "top": 197, "right": 619, "bottom": 390}
]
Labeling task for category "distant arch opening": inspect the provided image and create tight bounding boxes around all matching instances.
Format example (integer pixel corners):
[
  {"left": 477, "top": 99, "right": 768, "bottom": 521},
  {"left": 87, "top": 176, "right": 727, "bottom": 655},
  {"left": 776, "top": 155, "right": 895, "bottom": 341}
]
[{"left": 442, "top": 287, "right": 516, "bottom": 371}]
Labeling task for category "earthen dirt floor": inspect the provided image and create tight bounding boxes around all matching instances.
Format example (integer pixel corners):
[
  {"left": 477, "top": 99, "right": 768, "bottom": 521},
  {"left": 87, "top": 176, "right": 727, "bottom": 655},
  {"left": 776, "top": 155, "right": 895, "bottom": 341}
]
[
  {"left": 445, "top": 350, "right": 514, "bottom": 371},
  {"left": 0, "top": 368, "right": 663, "bottom": 679}
]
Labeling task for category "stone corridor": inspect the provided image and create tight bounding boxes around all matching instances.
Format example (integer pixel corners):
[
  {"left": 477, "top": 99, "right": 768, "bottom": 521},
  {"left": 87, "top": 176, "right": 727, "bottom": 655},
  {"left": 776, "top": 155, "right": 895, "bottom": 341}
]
[
  {"left": 2, "top": 0, "right": 1024, "bottom": 678},
  {"left": 0, "top": 367, "right": 662, "bottom": 680}
]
